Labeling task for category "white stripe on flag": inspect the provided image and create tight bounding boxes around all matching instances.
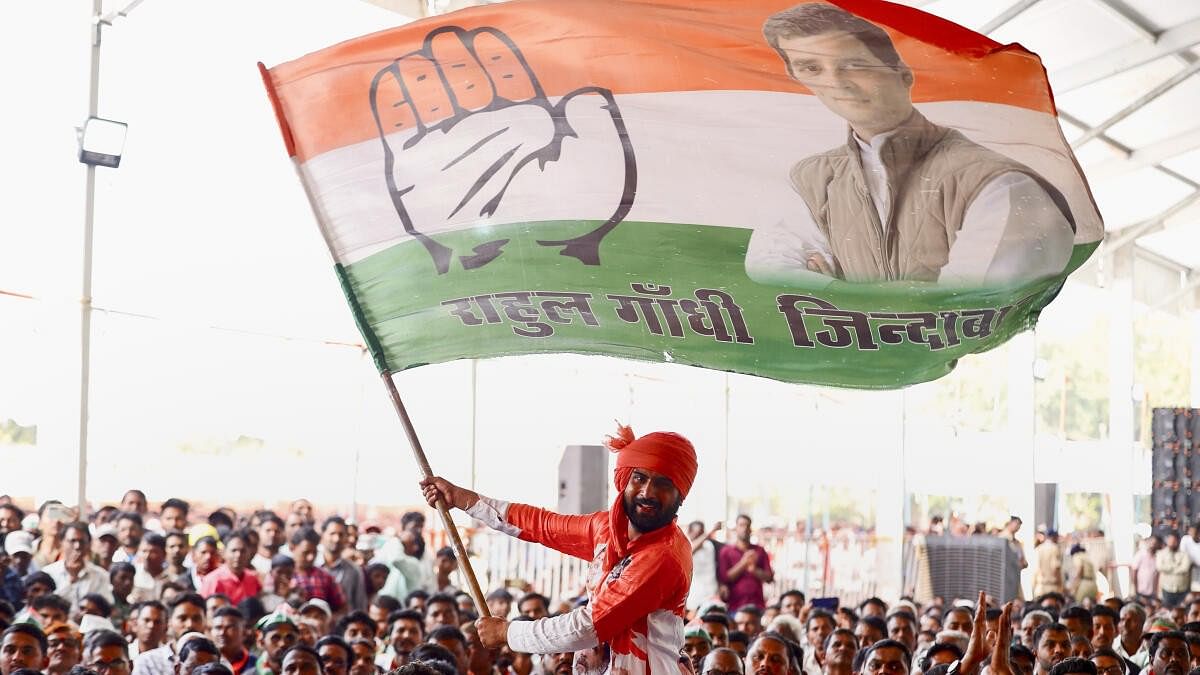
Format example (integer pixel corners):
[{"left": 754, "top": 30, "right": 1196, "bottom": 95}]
[{"left": 297, "top": 90, "right": 1099, "bottom": 266}]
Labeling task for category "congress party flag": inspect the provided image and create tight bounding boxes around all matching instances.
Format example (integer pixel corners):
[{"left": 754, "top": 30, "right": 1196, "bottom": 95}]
[{"left": 260, "top": 0, "right": 1102, "bottom": 389}]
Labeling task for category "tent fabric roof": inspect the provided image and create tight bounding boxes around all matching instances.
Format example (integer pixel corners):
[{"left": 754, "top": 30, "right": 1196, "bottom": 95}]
[{"left": 900, "top": 0, "right": 1200, "bottom": 273}]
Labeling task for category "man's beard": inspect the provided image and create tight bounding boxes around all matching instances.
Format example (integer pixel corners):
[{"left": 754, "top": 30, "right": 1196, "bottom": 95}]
[{"left": 623, "top": 494, "right": 680, "bottom": 533}]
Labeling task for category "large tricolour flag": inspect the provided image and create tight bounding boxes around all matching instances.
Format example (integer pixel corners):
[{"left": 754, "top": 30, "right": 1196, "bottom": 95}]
[{"left": 261, "top": 0, "right": 1102, "bottom": 389}]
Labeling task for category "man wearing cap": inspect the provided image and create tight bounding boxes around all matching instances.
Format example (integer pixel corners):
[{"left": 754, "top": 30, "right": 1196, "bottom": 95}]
[
  {"left": 2, "top": 531, "right": 35, "bottom": 581},
  {"left": 683, "top": 626, "right": 712, "bottom": 675},
  {"left": 43, "top": 622, "right": 81, "bottom": 675},
  {"left": 421, "top": 424, "right": 698, "bottom": 675},
  {"left": 93, "top": 524, "right": 121, "bottom": 571},
  {"left": 299, "top": 600, "right": 333, "bottom": 636},
  {"left": 256, "top": 613, "right": 301, "bottom": 675},
  {"left": 700, "top": 614, "right": 730, "bottom": 649}
]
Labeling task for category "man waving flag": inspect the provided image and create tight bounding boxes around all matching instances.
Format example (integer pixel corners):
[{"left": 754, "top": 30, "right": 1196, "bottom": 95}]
[{"left": 420, "top": 425, "right": 698, "bottom": 675}]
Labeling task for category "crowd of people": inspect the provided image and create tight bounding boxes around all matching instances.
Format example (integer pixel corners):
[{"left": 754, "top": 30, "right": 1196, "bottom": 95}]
[{"left": 2, "top": 490, "right": 1200, "bottom": 675}]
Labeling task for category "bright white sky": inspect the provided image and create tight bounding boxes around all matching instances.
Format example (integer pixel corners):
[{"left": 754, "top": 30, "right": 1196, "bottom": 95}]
[
  {"left": 0, "top": 1, "right": 1194, "bottom": 527},
  {"left": 0, "top": 0, "right": 422, "bottom": 506}
]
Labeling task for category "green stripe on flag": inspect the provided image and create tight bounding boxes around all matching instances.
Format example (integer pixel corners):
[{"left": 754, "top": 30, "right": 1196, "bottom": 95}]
[
  {"left": 339, "top": 220, "right": 1097, "bottom": 388},
  {"left": 335, "top": 262, "right": 390, "bottom": 373}
]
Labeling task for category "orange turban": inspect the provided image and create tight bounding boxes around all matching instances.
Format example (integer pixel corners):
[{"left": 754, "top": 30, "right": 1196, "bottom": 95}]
[{"left": 605, "top": 424, "right": 698, "bottom": 499}]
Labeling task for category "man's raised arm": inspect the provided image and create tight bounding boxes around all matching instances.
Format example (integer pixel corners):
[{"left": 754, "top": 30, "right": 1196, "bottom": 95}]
[{"left": 420, "top": 476, "right": 598, "bottom": 560}]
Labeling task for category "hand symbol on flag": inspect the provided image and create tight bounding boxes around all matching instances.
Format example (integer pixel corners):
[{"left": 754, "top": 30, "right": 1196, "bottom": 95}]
[{"left": 369, "top": 26, "right": 638, "bottom": 274}]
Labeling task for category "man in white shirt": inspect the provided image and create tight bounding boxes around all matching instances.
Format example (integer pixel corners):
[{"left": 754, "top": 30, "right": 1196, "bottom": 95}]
[
  {"left": 252, "top": 513, "right": 285, "bottom": 578},
  {"left": 1112, "top": 603, "right": 1147, "bottom": 666},
  {"left": 111, "top": 512, "right": 144, "bottom": 566},
  {"left": 687, "top": 521, "right": 722, "bottom": 614},
  {"left": 42, "top": 522, "right": 113, "bottom": 613},
  {"left": 132, "top": 533, "right": 172, "bottom": 603},
  {"left": 746, "top": 3, "right": 1075, "bottom": 287},
  {"left": 1178, "top": 525, "right": 1200, "bottom": 592}
]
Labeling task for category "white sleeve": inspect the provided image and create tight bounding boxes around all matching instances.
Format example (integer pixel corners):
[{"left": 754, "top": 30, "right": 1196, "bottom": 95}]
[
  {"left": 939, "top": 171, "right": 1074, "bottom": 285},
  {"left": 744, "top": 210, "right": 837, "bottom": 288},
  {"left": 1183, "top": 537, "right": 1200, "bottom": 566},
  {"left": 464, "top": 495, "right": 521, "bottom": 537},
  {"left": 507, "top": 604, "right": 599, "bottom": 654}
]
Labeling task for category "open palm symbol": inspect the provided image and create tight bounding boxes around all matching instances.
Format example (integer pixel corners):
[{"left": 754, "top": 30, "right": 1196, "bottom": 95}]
[{"left": 369, "top": 26, "right": 638, "bottom": 274}]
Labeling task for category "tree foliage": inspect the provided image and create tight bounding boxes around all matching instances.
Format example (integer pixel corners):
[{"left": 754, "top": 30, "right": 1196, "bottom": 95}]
[{"left": 0, "top": 418, "right": 36, "bottom": 445}]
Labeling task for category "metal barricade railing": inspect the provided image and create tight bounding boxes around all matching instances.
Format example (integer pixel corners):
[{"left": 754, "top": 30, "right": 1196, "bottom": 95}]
[
  {"left": 759, "top": 529, "right": 879, "bottom": 607},
  {"left": 469, "top": 529, "right": 591, "bottom": 603},
  {"left": 452, "top": 526, "right": 878, "bottom": 607}
]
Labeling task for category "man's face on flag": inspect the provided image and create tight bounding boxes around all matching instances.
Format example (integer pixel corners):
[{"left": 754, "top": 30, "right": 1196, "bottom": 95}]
[
  {"left": 622, "top": 468, "right": 681, "bottom": 533},
  {"left": 776, "top": 31, "right": 913, "bottom": 136}
]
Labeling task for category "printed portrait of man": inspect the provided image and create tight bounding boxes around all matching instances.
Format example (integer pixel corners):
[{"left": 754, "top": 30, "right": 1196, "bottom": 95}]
[{"left": 744, "top": 2, "right": 1077, "bottom": 285}]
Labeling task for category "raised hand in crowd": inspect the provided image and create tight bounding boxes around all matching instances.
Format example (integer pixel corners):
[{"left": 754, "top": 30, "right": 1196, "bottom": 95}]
[
  {"left": 988, "top": 601, "right": 1017, "bottom": 675},
  {"left": 961, "top": 591, "right": 990, "bottom": 675}
]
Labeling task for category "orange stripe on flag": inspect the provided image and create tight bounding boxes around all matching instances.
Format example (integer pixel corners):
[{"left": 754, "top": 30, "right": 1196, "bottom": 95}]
[{"left": 264, "top": 0, "right": 1056, "bottom": 162}]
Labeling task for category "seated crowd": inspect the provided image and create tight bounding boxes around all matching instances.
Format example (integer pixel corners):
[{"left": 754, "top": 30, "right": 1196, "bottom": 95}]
[{"left": 2, "top": 492, "right": 1200, "bottom": 675}]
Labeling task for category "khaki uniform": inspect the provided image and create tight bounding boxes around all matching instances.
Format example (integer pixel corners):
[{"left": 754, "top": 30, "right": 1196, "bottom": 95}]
[
  {"left": 1069, "top": 551, "right": 1098, "bottom": 603},
  {"left": 1032, "top": 540, "right": 1063, "bottom": 597}
]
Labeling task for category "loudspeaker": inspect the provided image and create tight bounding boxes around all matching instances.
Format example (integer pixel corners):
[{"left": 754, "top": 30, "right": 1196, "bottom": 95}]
[
  {"left": 558, "top": 445, "right": 609, "bottom": 515},
  {"left": 1151, "top": 408, "right": 1200, "bottom": 532},
  {"left": 921, "top": 535, "right": 1022, "bottom": 602}
]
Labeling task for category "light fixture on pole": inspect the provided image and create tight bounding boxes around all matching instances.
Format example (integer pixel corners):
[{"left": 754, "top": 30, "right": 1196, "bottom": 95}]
[
  {"left": 77, "top": 0, "right": 148, "bottom": 520},
  {"left": 78, "top": 116, "right": 128, "bottom": 168}
]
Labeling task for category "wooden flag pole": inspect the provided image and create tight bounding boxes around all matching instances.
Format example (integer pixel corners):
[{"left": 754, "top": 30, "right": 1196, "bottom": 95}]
[{"left": 381, "top": 371, "right": 491, "bottom": 618}]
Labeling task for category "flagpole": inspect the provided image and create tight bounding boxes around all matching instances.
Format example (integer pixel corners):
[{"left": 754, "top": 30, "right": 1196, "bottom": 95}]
[{"left": 381, "top": 371, "right": 491, "bottom": 617}]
